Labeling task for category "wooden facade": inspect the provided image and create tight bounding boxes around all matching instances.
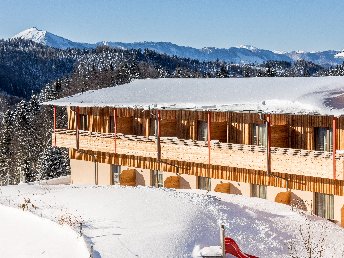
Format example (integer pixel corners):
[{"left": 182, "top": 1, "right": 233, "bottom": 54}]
[
  {"left": 51, "top": 106, "right": 344, "bottom": 197},
  {"left": 67, "top": 107, "right": 344, "bottom": 150}
]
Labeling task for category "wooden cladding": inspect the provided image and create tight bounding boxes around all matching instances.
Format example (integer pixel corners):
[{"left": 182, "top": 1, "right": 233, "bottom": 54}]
[
  {"left": 55, "top": 130, "right": 344, "bottom": 180},
  {"left": 67, "top": 107, "right": 344, "bottom": 150},
  {"left": 69, "top": 148, "right": 344, "bottom": 196}
]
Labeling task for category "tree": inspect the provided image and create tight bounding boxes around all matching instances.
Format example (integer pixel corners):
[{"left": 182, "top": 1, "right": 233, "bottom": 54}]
[{"left": 36, "top": 146, "right": 70, "bottom": 181}]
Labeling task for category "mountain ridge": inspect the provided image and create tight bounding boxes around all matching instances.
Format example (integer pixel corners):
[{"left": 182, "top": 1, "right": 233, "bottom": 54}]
[{"left": 12, "top": 27, "right": 344, "bottom": 67}]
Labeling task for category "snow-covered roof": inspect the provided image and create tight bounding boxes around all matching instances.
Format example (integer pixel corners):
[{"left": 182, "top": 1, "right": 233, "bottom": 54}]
[{"left": 44, "top": 77, "right": 344, "bottom": 115}]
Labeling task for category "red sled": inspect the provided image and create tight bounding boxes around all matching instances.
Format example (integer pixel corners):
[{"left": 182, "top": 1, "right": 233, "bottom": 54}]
[{"left": 224, "top": 237, "right": 258, "bottom": 258}]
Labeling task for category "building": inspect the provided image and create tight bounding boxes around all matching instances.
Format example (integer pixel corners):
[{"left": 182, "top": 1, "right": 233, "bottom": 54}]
[{"left": 45, "top": 77, "right": 344, "bottom": 226}]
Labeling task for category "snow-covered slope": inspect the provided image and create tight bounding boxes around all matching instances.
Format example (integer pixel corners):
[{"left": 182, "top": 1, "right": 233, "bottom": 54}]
[
  {"left": 0, "top": 205, "right": 88, "bottom": 258},
  {"left": 11, "top": 28, "right": 343, "bottom": 66},
  {"left": 1, "top": 184, "right": 344, "bottom": 257},
  {"left": 286, "top": 50, "right": 342, "bottom": 67},
  {"left": 335, "top": 50, "right": 344, "bottom": 59}
]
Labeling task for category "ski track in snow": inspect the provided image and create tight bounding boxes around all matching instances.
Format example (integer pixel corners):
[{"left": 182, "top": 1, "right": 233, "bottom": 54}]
[{"left": 0, "top": 184, "right": 344, "bottom": 257}]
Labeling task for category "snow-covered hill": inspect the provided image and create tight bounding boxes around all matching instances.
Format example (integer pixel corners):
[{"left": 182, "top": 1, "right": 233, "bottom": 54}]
[
  {"left": 12, "top": 27, "right": 93, "bottom": 49},
  {"left": 11, "top": 27, "right": 344, "bottom": 66},
  {"left": 1, "top": 184, "right": 344, "bottom": 257}
]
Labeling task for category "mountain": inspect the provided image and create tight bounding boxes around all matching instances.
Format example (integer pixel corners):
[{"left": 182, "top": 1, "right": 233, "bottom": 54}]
[
  {"left": 11, "top": 27, "right": 344, "bottom": 66},
  {"left": 12, "top": 27, "right": 93, "bottom": 49}
]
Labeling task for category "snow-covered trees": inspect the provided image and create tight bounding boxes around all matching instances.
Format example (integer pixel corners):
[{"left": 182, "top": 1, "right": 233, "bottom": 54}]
[{"left": 36, "top": 146, "right": 70, "bottom": 180}]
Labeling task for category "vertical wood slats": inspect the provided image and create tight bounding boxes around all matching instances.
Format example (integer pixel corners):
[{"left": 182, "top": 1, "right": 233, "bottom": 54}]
[{"left": 67, "top": 107, "right": 344, "bottom": 151}]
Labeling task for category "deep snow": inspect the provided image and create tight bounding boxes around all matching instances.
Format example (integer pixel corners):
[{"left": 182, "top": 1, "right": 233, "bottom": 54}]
[
  {"left": 45, "top": 77, "right": 344, "bottom": 115},
  {"left": 1, "top": 184, "right": 344, "bottom": 257},
  {"left": 0, "top": 205, "right": 89, "bottom": 258}
]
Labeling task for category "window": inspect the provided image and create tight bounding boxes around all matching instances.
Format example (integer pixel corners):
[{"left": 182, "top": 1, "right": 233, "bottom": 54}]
[
  {"left": 112, "top": 165, "right": 121, "bottom": 184},
  {"left": 314, "top": 127, "right": 333, "bottom": 152},
  {"left": 251, "top": 184, "right": 267, "bottom": 199},
  {"left": 198, "top": 176, "right": 211, "bottom": 191},
  {"left": 252, "top": 124, "right": 267, "bottom": 147},
  {"left": 109, "top": 116, "right": 114, "bottom": 133},
  {"left": 149, "top": 118, "right": 158, "bottom": 136},
  {"left": 314, "top": 192, "right": 334, "bottom": 220},
  {"left": 198, "top": 121, "right": 208, "bottom": 141},
  {"left": 152, "top": 170, "right": 163, "bottom": 188},
  {"left": 79, "top": 114, "right": 88, "bottom": 131}
]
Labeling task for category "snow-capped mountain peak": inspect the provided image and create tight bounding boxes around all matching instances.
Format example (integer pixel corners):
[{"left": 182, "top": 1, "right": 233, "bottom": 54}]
[
  {"left": 12, "top": 27, "right": 47, "bottom": 44},
  {"left": 239, "top": 45, "right": 258, "bottom": 51},
  {"left": 11, "top": 27, "right": 93, "bottom": 49}
]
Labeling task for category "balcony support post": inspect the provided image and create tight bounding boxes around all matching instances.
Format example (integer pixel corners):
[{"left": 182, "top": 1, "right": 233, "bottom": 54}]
[
  {"left": 208, "top": 112, "right": 211, "bottom": 172},
  {"left": 266, "top": 114, "right": 271, "bottom": 175},
  {"left": 113, "top": 108, "right": 117, "bottom": 154},
  {"left": 156, "top": 110, "right": 161, "bottom": 162},
  {"left": 333, "top": 116, "right": 337, "bottom": 180},
  {"left": 76, "top": 106, "right": 80, "bottom": 150},
  {"left": 53, "top": 105, "right": 56, "bottom": 147}
]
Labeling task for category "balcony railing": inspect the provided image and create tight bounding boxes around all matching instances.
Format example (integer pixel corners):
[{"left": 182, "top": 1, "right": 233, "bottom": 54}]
[{"left": 53, "top": 129, "right": 344, "bottom": 180}]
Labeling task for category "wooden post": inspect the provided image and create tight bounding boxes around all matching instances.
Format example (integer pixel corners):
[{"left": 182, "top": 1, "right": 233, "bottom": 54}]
[
  {"left": 145, "top": 117, "right": 150, "bottom": 138},
  {"left": 220, "top": 224, "right": 225, "bottom": 258},
  {"left": 53, "top": 105, "right": 57, "bottom": 147},
  {"left": 333, "top": 116, "right": 337, "bottom": 180},
  {"left": 266, "top": 114, "right": 271, "bottom": 174},
  {"left": 156, "top": 110, "right": 161, "bottom": 161},
  {"left": 226, "top": 112, "right": 229, "bottom": 143},
  {"left": 76, "top": 106, "right": 80, "bottom": 150},
  {"left": 208, "top": 112, "right": 211, "bottom": 170},
  {"left": 113, "top": 108, "right": 117, "bottom": 154}
]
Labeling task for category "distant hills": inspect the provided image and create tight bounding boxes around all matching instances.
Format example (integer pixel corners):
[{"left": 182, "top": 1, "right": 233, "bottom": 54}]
[{"left": 12, "top": 27, "right": 344, "bottom": 67}]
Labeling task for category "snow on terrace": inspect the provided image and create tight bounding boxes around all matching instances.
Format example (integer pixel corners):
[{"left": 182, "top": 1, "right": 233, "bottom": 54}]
[
  {"left": 45, "top": 77, "right": 344, "bottom": 115},
  {"left": 1, "top": 184, "right": 344, "bottom": 257}
]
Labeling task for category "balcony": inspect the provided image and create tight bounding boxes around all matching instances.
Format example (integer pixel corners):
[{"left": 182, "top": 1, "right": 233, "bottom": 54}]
[{"left": 54, "top": 129, "right": 344, "bottom": 180}]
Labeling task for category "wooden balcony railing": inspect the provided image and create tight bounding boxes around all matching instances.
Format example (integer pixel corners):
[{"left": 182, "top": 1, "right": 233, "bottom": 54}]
[{"left": 53, "top": 129, "right": 344, "bottom": 180}]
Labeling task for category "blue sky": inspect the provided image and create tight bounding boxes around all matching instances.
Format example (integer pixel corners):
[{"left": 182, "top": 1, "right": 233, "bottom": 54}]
[{"left": 1, "top": 0, "right": 343, "bottom": 51}]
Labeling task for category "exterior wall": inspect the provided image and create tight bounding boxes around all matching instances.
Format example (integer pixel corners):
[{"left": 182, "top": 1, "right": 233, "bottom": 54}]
[
  {"left": 136, "top": 169, "right": 152, "bottom": 186},
  {"left": 270, "top": 125, "right": 289, "bottom": 148},
  {"left": 71, "top": 159, "right": 96, "bottom": 184},
  {"left": 70, "top": 159, "right": 112, "bottom": 185},
  {"left": 97, "top": 163, "right": 112, "bottom": 185}
]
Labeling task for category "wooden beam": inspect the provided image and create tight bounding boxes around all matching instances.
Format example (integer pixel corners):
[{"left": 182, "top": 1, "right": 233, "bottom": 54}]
[
  {"left": 76, "top": 106, "right": 80, "bottom": 150},
  {"left": 157, "top": 110, "right": 161, "bottom": 161},
  {"left": 208, "top": 112, "right": 211, "bottom": 169},
  {"left": 333, "top": 116, "right": 337, "bottom": 180},
  {"left": 113, "top": 108, "right": 117, "bottom": 154},
  {"left": 266, "top": 114, "right": 271, "bottom": 174}
]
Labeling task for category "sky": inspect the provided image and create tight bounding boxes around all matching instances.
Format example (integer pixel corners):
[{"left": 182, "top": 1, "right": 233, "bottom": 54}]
[{"left": 0, "top": 0, "right": 343, "bottom": 52}]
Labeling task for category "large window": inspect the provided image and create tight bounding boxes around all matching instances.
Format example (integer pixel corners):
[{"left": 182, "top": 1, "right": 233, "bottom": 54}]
[
  {"left": 251, "top": 184, "right": 267, "bottom": 199},
  {"left": 252, "top": 124, "right": 267, "bottom": 147},
  {"left": 314, "top": 127, "right": 333, "bottom": 152},
  {"left": 79, "top": 114, "right": 88, "bottom": 131},
  {"left": 198, "top": 121, "right": 208, "bottom": 141},
  {"left": 152, "top": 170, "right": 163, "bottom": 188},
  {"left": 111, "top": 165, "right": 121, "bottom": 184},
  {"left": 109, "top": 116, "right": 115, "bottom": 133},
  {"left": 198, "top": 176, "right": 211, "bottom": 191},
  {"left": 314, "top": 192, "right": 334, "bottom": 220}
]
